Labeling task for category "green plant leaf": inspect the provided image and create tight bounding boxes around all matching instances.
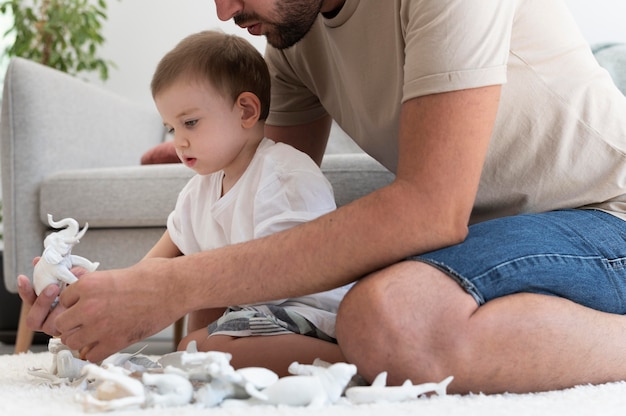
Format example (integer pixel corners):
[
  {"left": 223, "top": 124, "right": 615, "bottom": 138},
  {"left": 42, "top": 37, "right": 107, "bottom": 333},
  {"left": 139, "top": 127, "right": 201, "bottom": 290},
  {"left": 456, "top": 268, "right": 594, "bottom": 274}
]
[{"left": 0, "top": 0, "right": 117, "bottom": 81}]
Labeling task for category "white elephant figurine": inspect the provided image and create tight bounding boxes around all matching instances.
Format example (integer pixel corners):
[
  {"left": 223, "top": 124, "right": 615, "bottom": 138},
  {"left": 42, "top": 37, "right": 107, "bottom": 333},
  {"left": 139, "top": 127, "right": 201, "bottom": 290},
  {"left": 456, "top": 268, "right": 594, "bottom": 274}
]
[{"left": 33, "top": 214, "right": 100, "bottom": 295}]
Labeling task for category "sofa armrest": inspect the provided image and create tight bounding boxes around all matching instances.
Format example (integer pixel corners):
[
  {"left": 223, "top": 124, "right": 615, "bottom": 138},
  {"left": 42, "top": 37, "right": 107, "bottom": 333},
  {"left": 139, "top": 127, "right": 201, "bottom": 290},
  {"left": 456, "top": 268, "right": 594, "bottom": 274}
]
[{"left": 1, "top": 58, "right": 166, "bottom": 293}]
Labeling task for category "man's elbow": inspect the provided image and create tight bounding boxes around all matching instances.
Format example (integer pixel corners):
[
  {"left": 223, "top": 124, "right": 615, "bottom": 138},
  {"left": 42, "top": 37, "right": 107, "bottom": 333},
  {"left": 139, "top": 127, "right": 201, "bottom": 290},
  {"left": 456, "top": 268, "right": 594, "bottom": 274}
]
[{"left": 430, "top": 206, "right": 472, "bottom": 249}]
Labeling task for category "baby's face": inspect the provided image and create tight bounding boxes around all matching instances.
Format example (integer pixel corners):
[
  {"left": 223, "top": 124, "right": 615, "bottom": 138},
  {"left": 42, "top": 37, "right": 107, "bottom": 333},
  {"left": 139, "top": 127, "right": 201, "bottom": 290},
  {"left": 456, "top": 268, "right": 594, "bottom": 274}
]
[{"left": 154, "top": 79, "right": 246, "bottom": 176}]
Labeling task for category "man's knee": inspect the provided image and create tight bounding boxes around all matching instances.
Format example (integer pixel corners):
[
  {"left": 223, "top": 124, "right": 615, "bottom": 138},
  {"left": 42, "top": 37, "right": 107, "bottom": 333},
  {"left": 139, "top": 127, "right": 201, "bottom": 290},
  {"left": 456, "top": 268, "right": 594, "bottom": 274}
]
[
  {"left": 337, "top": 260, "right": 473, "bottom": 335},
  {"left": 336, "top": 264, "right": 401, "bottom": 343},
  {"left": 336, "top": 261, "right": 477, "bottom": 384}
]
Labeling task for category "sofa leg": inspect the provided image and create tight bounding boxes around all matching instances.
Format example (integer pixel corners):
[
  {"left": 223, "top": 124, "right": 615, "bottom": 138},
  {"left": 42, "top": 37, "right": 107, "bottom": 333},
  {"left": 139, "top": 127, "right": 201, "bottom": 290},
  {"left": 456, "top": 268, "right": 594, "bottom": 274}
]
[
  {"left": 14, "top": 301, "right": 34, "bottom": 354},
  {"left": 173, "top": 316, "right": 185, "bottom": 351}
]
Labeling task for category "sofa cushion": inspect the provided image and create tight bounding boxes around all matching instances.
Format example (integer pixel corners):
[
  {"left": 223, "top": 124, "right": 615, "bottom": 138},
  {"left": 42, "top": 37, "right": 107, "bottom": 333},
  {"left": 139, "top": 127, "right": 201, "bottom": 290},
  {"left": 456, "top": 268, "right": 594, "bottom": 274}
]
[
  {"left": 40, "top": 153, "right": 394, "bottom": 229},
  {"left": 40, "top": 164, "right": 194, "bottom": 228},
  {"left": 321, "top": 153, "right": 395, "bottom": 207}
]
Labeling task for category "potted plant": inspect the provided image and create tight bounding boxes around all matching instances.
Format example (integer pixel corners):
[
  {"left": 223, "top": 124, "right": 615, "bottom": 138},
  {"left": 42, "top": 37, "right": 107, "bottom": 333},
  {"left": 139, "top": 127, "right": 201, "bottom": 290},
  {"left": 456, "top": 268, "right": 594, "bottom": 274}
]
[
  {"left": 0, "top": 0, "right": 115, "bottom": 80},
  {"left": 0, "top": 0, "right": 115, "bottom": 345}
]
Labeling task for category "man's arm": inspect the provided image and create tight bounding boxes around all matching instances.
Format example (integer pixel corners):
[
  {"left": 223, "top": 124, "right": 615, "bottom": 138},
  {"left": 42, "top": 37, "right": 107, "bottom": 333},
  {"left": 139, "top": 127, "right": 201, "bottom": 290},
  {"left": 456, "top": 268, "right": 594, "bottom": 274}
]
[
  {"left": 55, "top": 85, "right": 501, "bottom": 362},
  {"left": 265, "top": 115, "right": 332, "bottom": 165}
]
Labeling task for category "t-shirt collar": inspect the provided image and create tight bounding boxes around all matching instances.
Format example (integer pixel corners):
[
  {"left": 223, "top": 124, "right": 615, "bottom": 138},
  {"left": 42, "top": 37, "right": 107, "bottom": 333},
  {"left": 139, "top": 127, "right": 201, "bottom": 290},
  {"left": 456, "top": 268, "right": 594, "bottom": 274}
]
[{"left": 323, "top": 0, "right": 358, "bottom": 28}]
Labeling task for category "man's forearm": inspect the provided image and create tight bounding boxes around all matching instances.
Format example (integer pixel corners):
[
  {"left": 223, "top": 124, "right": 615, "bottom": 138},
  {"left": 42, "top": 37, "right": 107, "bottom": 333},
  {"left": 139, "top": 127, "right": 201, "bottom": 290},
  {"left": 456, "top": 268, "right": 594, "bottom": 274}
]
[{"left": 173, "top": 181, "right": 462, "bottom": 314}]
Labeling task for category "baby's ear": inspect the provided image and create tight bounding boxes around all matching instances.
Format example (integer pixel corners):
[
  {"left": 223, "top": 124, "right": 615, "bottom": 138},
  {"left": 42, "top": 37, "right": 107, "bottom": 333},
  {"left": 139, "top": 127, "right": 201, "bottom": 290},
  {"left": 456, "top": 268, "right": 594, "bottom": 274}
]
[{"left": 236, "top": 92, "right": 261, "bottom": 128}]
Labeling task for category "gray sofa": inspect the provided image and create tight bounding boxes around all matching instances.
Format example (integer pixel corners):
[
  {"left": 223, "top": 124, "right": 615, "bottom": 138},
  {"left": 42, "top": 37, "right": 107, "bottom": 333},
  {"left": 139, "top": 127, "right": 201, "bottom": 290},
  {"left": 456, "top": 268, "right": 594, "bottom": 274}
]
[
  {"left": 2, "top": 43, "right": 625, "bottom": 353},
  {"left": 0, "top": 56, "right": 393, "bottom": 352}
]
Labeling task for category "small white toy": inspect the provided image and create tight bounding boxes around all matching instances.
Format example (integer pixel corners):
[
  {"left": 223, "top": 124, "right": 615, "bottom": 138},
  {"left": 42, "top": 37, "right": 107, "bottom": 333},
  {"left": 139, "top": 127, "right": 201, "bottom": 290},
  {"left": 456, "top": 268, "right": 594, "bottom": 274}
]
[
  {"left": 29, "top": 338, "right": 454, "bottom": 410},
  {"left": 160, "top": 341, "right": 278, "bottom": 406},
  {"left": 78, "top": 364, "right": 146, "bottom": 412},
  {"left": 27, "top": 338, "right": 87, "bottom": 384},
  {"left": 101, "top": 346, "right": 161, "bottom": 373},
  {"left": 33, "top": 214, "right": 100, "bottom": 296},
  {"left": 143, "top": 372, "right": 194, "bottom": 408},
  {"left": 345, "top": 372, "right": 453, "bottom": 404},
  {"left": 252, "top": 361, "right": 357, "bottom": 407},
  {"left": 158, "top": 341, "right": 234, "bottom": 383}
]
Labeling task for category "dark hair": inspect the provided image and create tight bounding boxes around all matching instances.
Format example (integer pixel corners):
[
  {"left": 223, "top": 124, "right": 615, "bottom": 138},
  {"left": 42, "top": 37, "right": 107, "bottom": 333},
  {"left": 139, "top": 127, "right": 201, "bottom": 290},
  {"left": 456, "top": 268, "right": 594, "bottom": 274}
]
[{"left": 151, "top": 30, "right": 271, "bottom": 120}]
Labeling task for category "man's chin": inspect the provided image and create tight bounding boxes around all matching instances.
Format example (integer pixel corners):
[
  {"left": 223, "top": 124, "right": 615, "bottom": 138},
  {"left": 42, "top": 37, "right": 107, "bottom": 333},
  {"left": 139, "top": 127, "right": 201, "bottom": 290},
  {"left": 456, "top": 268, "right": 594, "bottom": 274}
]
[{"left": 265, "top": 31, "right": 308, "bottom": 50}]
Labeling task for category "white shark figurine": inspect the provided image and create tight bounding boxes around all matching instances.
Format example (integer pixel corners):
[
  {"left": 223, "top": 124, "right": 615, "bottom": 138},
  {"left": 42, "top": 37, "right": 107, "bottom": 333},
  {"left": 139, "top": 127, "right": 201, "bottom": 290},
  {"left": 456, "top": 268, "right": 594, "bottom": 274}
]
[{"left": 345, "top": 372, "right": 453, "bottom": 404}]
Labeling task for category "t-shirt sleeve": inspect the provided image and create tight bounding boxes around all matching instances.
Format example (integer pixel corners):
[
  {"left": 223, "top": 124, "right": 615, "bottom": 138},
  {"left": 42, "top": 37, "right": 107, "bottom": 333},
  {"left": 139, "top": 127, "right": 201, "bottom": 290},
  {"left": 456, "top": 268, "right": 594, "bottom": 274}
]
[
  {"left": 251, "top": 150, "right": 336, "bottom": 238},
  {"left": 265, "top": 46, "right": 329, "bottom": 127},
  {"left": 401, "top": 0, "right": 512, "bottom": 101}
]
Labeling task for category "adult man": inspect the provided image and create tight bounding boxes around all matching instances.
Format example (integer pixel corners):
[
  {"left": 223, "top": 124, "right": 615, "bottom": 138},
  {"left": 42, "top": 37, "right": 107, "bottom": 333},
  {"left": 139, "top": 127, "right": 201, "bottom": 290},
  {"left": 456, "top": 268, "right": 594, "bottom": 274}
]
[{"left": 19, "top": 0, "right": 626, "bottom": 394}]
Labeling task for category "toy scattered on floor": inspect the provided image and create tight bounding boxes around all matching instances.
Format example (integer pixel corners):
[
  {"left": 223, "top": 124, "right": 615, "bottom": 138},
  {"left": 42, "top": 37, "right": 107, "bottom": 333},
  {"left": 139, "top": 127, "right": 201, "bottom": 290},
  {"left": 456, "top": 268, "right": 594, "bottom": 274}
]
[
  {"left": 26, "top": 215, "right": 453, "bottom": 410},
  {"left": 345, "top": 371, "right": 454, "bottom": 404},
  {"left": 27, "top": 338, "right": 88, "bottom": 384},
  {"left": 33, "top": 214, "right": 99, "bottom": 296},
  {"left": 255, "top": 361, "right": 357, "bottom": 406},
  {"left": 27, "top": 339, "right": 454, "bottom": 411}
]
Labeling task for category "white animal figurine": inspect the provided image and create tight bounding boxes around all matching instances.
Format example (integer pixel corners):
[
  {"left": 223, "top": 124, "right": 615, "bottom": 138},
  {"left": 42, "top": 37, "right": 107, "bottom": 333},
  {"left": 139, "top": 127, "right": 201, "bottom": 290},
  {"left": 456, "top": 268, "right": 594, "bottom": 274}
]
[
  {"left": 158, "top": 341, "right": 278, "bottom": 407},
  {"left": 193, "top": 366, "right": 280, "bottom": 407},
  {"left": 33, "top": 214, "right": 100, "bottom": 295},
  {"left": 252, "top": 361, "right": 357, "bottom": 407},
  {"left": 345, "top": 372, "right": 454, "bottom": 404},
  {"left": 101, "top": 346, "right": 161, "bottom": 373},
  {"left": 142, "top": 372, "right": 194, "bottom": 408},
  {"left": 27, "top": 338, "right": 87, "bottom": 385},
  {"left": 78, "top": 364, "right": 146, "bottom": 412},
  {"left": 158, "top": 340, "right": 234, "bottom": 383}
]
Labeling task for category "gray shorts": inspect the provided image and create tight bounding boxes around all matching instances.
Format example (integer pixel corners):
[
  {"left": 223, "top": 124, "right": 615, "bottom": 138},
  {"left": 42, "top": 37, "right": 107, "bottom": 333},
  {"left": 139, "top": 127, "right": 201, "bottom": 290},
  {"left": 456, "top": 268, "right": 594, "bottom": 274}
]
[{"left": 207, "top": 305, "right": 336, "bottom": 343}]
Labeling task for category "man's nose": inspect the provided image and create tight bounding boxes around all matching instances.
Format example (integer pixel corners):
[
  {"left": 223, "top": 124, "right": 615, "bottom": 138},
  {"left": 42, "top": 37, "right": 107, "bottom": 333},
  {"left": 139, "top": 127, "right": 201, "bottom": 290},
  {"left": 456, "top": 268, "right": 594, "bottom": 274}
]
[{"left": 214, "top": 0, "right": 243, "bottom": 21}]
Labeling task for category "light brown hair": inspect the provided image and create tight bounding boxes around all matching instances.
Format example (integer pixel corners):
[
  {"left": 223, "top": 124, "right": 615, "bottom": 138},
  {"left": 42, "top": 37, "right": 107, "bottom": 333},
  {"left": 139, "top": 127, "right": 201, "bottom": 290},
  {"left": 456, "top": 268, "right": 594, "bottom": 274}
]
[{"left": 151, "top": 30, "right": 271, "bottom": 120}]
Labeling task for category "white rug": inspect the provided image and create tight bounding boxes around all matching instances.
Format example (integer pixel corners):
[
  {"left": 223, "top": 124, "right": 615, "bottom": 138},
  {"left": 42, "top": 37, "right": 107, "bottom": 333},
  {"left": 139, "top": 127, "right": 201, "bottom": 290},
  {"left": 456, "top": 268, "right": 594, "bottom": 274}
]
[{"left": 2, "top": 351, "right": 626, "bottom": 415}]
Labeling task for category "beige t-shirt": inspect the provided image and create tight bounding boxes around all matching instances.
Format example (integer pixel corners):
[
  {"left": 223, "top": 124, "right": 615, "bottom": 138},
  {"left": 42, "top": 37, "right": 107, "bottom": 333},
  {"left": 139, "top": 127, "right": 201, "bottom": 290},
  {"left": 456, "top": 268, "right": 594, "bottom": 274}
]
[{"left": 266, "top": 0, "right": 626, "bottom": 223}]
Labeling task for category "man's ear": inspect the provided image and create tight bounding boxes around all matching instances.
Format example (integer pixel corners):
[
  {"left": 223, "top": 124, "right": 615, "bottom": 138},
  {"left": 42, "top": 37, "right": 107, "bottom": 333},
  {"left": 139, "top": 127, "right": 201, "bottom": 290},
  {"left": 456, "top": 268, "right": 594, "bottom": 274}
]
[{"left": 236, "top": 92, "right": 261, "bottom": 128}]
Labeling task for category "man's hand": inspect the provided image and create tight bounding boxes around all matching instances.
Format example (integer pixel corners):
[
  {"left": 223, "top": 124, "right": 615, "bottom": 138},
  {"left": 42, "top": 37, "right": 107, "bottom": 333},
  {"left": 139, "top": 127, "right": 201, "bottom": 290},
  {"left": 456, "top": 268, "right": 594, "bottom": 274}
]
[
  {"left": 17, "top": 274, "right": 63, "bottom": 337},
  {"left": 55, "top": 258, "right": 184, "bottom": 362}
]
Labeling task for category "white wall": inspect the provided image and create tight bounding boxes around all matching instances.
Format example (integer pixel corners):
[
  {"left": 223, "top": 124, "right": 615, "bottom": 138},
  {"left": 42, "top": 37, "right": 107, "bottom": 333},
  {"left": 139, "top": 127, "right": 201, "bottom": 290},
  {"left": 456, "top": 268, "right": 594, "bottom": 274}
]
[
  {"left": 93, "top": 0, "right": 626, "bottom": 107},
  {"left": 564, "top": 0, "right": 626, "bottom": 45},
  {"left": 1, "top": 1, "right": 625, "bottom": 108},
  {"left": 87, "top": 0, "right": 266, "bottom": 108}
]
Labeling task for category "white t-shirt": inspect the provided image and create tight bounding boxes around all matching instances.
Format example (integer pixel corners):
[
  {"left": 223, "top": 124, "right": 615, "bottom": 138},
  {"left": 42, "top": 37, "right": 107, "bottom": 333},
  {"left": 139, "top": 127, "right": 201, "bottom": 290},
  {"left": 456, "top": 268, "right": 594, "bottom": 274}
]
[
  {"left": 168, "top": 138, "right": 349, "bottom": 337},
  {"left": 266, "top": 0, "right": 626, "bottom": 223}
]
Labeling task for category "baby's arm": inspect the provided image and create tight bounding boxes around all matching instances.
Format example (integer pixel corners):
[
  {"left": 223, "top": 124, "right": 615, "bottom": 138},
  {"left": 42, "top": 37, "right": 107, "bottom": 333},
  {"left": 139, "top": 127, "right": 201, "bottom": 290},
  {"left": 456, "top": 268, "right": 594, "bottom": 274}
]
[
  {"left": 143, "top": 230, "right": 182, "bottom": 259},
  {"left": 143, "top": 231, "right": 224, "bottom": 349}
]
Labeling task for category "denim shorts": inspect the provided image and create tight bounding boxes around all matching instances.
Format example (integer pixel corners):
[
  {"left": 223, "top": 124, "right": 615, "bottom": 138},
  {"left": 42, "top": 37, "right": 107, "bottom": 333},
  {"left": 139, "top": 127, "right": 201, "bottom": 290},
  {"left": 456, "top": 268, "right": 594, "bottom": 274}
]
[{"left": 411, "top": 209, "right": 626, "bottom": 314}]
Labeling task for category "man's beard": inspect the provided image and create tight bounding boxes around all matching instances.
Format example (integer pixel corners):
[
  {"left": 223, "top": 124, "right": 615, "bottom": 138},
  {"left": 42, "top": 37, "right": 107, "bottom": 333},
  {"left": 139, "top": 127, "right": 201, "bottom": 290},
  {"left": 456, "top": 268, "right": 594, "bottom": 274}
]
[{"left": 234, "top": 0, "right": 323, "bottom": 49}]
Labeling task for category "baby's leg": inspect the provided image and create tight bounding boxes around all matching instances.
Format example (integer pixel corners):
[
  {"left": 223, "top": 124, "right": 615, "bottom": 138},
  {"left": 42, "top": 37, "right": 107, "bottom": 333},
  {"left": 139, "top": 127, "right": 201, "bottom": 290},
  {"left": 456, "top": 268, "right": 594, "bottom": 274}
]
[
  {"left": 198, "top": 334, "right": 346, "bottom": 377},
  {"left": 177, "top": 308, "right": 227, "bottom": 351}
]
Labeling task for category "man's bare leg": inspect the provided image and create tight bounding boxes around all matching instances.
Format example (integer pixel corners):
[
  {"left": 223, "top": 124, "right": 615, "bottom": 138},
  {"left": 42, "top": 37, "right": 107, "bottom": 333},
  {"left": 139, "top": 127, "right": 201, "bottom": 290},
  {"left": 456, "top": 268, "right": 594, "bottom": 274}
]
[
  {"left": 182, "top": 331, "right": 345, "bottom": 377},
  {"left": 336, "top": 260, "right": 626, "bottom": 394}
]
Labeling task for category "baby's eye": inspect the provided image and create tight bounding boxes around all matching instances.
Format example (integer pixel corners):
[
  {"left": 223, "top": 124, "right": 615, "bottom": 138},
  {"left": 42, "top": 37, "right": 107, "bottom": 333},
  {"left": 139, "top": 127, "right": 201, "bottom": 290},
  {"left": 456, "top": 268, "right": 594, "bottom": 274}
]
[
  {"left": 167, "top": 127, "right": 175, "bottom": 134},
  {"left": 185, "top": 119, "right": 198, "bottom": 128}
]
